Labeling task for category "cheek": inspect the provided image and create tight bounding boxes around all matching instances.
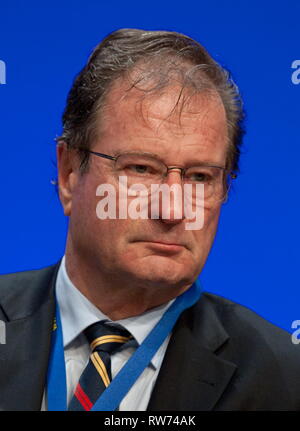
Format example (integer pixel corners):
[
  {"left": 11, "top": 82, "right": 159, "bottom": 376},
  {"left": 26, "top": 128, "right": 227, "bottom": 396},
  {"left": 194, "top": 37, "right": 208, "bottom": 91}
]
[
  {"left": 70, "top": 180, "right": 103, "bottom": 241},
  {"left": 192, "top": 206, "right": 221, "bottom": 253},
  {"left": 74, "top": 187, "right": 96, "bottom": 223},
  {"left": 204, "top": 205, "right": 221, "bottom": 239}
]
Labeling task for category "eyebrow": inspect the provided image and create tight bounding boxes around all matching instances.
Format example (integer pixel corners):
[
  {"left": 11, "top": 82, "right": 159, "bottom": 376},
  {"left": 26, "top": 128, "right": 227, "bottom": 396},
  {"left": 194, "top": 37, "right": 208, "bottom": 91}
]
[{"left": 113, "top": 149, "right": 226, "bottom": 170}]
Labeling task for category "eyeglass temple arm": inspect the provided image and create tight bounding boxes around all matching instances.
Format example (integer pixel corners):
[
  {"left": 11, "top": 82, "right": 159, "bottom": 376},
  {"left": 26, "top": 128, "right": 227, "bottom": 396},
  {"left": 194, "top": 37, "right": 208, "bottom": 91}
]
[{"left": 84, "top": 150, "right": 117, "bottom": 161}]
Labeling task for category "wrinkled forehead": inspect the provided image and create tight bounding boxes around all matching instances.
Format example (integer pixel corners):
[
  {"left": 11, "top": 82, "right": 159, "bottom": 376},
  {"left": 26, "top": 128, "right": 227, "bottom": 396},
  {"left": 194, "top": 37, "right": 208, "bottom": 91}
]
[{"left": 99, "top": 75, "right": 227, "bottom": 140}]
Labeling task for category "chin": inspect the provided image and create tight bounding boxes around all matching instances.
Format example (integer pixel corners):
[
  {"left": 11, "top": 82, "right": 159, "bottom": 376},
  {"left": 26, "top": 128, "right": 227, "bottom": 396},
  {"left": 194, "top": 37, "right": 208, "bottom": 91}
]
[{"left": 130, "top": 260, "right": 194, "bottom": 289}]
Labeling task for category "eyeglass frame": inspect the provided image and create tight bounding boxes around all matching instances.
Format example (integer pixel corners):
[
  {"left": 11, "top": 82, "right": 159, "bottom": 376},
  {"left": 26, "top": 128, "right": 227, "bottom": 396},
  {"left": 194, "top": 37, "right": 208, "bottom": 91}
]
[{"left": 78, "top": 148, "right": 237, "bottom": 201}]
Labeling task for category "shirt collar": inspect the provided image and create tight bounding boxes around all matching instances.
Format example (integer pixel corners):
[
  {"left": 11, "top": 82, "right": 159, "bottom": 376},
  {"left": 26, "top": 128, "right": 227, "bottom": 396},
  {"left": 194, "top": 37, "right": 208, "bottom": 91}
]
[{"left": 56, "top": 256, "right": 174, "bottom": 369}]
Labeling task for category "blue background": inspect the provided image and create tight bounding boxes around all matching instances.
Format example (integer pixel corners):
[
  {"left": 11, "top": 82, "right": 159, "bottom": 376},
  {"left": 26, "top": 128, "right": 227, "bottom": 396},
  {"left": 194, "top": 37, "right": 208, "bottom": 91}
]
[{"left": 0, "top": 0, "right": 299, "bottom": 332}]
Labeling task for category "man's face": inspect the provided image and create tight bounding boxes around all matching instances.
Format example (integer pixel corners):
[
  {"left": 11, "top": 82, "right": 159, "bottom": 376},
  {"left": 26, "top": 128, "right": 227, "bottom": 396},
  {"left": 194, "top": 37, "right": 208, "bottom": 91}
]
[{"left": 61, "top": 81, "right": 228, "bottom": 297}]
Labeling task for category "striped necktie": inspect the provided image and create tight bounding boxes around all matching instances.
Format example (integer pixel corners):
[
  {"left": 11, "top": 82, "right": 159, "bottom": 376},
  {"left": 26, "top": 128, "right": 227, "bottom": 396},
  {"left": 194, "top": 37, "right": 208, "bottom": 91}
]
[{"left": 68, "top": 320, "right": 133, "bottom": 411}]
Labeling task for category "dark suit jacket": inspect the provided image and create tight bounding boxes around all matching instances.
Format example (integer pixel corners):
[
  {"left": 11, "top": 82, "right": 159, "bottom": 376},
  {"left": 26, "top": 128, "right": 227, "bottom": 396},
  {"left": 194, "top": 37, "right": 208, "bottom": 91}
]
[{"left": 0, "top": 261, "right": 300, "bottom": 411}]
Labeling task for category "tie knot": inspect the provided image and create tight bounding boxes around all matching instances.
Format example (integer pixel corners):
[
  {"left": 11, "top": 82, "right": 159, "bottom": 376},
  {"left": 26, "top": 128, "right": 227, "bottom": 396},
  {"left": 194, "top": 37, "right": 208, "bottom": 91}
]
[{"left": 84, "top": 320, "right": 133, "bottom": 354}]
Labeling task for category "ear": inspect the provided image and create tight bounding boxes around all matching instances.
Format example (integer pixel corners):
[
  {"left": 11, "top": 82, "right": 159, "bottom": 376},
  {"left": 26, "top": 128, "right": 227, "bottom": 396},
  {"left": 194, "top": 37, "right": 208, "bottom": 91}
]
[{"left": 56, "top": 142, "right": 79, "bottom": 216}]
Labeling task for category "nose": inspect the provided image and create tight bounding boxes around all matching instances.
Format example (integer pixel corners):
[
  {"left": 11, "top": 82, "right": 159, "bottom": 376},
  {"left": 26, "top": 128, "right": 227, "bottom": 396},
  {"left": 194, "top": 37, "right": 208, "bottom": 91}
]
[{"left": 151, "top": 169, "right": 185, "bottom": 224}]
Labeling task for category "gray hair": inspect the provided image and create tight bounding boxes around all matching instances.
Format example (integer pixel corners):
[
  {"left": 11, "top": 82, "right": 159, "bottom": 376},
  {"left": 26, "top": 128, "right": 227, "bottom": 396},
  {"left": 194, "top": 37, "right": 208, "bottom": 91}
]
[{"left": 56, "top": 28, "right": 245, "bottom": 173}]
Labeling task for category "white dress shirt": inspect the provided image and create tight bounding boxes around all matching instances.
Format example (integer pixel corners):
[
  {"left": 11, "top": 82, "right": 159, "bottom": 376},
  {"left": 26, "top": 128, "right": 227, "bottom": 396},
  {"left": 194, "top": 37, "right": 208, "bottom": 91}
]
[{"left": 43, "top": 256, "right": 173, "bottom": 411}]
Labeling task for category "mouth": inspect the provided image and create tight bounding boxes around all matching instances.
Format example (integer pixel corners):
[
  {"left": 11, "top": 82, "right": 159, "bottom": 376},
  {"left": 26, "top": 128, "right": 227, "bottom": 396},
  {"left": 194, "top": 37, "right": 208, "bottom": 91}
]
[{"left": 134, "top": 240, "right": 188, "bottom": 254}]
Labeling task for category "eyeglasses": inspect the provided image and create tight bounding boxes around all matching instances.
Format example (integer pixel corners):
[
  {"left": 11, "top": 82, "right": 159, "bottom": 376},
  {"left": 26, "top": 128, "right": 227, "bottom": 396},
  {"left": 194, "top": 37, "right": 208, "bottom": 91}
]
[{"left": 81, "top": 149, "right": 237, "bottom": 203}]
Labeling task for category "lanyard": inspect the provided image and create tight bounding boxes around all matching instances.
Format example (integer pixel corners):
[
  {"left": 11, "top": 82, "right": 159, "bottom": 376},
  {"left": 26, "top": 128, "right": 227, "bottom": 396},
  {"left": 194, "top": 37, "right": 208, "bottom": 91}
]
[{"left": 46, "top": 281, "right": 202, "bottom": 411}]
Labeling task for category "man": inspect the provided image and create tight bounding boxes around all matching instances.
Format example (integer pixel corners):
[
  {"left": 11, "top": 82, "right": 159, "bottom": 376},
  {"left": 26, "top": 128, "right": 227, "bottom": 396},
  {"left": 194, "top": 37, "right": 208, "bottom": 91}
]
[{"left": 0, "top": 28, "right": 300, "bottom": 411}]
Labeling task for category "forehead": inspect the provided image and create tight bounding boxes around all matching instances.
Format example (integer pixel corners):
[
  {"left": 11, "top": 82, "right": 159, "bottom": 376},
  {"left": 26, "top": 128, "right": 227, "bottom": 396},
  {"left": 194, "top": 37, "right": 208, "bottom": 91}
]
[{"left": 96, "top": 77, "right": 228, "bottom": 161}]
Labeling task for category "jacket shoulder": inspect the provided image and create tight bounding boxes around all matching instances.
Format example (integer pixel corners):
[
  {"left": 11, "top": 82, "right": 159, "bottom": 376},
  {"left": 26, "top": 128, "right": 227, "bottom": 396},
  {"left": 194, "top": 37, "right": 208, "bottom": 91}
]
[
  {"left": 193, "top": 293, "right": 300, "bottom": 410},
  {"left": 200, "top": 292, "right": 300, "bottom": 403},
  {"left": 0, "top": 262, "right": 60, "bottom": 320},
  {"left": 201, "top": 292, "right": 293, "bottom": 344}
]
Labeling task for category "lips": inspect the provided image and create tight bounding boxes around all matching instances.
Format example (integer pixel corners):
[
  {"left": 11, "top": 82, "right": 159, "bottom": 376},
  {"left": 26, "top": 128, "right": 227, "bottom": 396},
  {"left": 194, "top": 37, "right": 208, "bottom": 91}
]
[
  {"left": 147, "top": 240, "right": 184, "bottom": 247},
  {"left": 134, "top": 239, "right": 188, "bottom": 251}
]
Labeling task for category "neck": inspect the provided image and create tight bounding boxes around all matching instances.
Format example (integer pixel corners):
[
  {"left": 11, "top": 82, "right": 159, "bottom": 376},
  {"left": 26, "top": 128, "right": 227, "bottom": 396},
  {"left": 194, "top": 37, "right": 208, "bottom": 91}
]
[{"left": 64, "top": 250, "right": 188, "bottom": 321}]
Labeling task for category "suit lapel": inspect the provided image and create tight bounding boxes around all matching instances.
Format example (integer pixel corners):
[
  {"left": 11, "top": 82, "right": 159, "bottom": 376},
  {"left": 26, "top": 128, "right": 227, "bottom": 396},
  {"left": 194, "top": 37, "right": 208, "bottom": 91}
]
[
  {"left": 0, "top": 263, "right": 59, "bottom": 411},
  {"left": 147, "top": 294, "right": 237, "bottom": 411}
]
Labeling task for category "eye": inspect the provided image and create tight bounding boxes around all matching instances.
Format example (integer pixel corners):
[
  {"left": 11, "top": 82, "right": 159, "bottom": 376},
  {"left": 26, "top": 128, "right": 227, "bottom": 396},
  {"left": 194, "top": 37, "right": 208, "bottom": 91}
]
[
  {"left": 187, "top": 171, "right": 212, "bottom": 183},
  {"left": 116, "top": 154, "right": 164, "bottom": 178},
  {"left": 122, "top": 162, "right": 160, "bottom": 177},
  {"left": 129, "top": 164, "right": 150, "bottom": 174},
  {"left": 190, "top": 173, "right": 207, "bottom": 182}
]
